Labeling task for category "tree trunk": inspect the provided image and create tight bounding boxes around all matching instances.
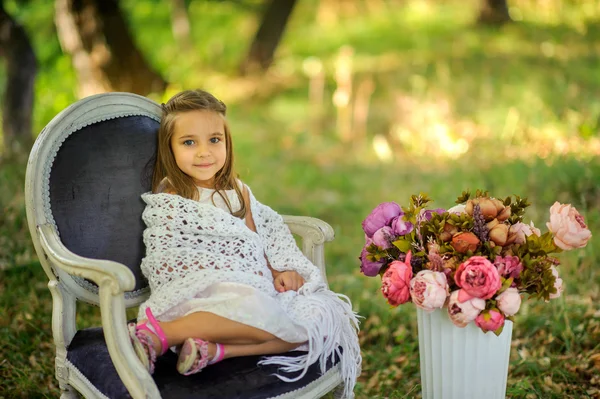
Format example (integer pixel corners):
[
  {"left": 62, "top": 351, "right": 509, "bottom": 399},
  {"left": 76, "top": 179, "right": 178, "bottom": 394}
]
[
  {"left": 0, "top": 1, "right": 37, "bottom": 156},
  {"left": 170, "top": 0, "right": 191, "bottom": 48},
  {"left": 54, "top": 0, "right": 167, "bottom": 98},
  {"left": 478, "top": 0, "right": 512, "bottom": 25},
  {"left": 240, "top": 0, "right": 297, "bottom": 75}
]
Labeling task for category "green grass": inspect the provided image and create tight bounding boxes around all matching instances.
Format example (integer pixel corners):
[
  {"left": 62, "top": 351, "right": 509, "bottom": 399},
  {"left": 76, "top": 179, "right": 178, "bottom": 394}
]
[{"left": 2, "top": 0, "right": 600, "bottom": 397}]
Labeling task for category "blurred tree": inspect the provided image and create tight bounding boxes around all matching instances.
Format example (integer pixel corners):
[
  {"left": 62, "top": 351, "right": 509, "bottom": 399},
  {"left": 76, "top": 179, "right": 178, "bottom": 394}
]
[
  {"left": 171, "top": 0, "right": 191, "bottom": 48},
  {"left": 0, "top": 0, "right": 36, "bottom": 156},
  {"left": 478, "top": 0, "right": 512, "bottom": 25},
  {"left": 240, "top": 0, "right": 297, "bottom": 75},
  {"left": 54, "top": 0, "right": 167, "bottom": 97}
]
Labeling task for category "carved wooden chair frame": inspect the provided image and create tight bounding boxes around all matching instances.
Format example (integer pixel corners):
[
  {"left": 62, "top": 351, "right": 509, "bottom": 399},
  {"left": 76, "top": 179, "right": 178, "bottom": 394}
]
[{"left": 25, "top": 92, "right": 343, "bottom": 398}]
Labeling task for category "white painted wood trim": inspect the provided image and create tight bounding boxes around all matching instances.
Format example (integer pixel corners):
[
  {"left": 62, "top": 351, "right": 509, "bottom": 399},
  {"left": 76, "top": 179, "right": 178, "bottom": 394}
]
[{"left": 283, "top": 215, "right": 335, "bottom": 286}]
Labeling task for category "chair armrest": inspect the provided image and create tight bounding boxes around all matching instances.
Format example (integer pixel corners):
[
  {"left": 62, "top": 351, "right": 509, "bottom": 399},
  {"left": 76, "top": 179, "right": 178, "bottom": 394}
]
[
  {"left": 282, "top": 215, "right": 335, "bottom": 244},
  {"left": 37, "top": 223, "right": 135, "bottom": 294},
  {"left": 282, "top": 215, "right": 334, "bottom": 285},
  {"left": 38, "top": 223, "right": 159, "bottom": 398}
]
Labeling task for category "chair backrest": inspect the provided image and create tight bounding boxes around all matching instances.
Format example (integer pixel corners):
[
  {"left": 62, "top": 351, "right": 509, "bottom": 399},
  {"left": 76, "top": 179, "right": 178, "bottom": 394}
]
[
  {"left": 26, "top": 93, "right": 162, "bottom": 301},
  {"left": 50, "top": 116, "right": 157, "bottom": 292}
]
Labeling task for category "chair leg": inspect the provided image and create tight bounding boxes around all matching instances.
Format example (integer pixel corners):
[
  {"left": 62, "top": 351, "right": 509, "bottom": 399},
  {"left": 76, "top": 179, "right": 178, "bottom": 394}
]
[
  {"left": 59, "top": 383, "right": 79, "bottom": 399},
  {"left": 333, "top": 383, "right": 355, "bottom": 399}
]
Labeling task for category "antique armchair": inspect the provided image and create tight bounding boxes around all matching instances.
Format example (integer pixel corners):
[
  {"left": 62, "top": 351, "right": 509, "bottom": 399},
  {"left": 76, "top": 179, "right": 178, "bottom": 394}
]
[{"left": 24, "top": 92, "right": 344, "bottom": 398}]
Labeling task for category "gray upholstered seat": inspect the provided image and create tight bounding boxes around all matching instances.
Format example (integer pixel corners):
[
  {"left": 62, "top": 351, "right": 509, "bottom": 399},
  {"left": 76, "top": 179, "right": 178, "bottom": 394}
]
[{"left": 25, "top": 92, "right": 342, "bottom": 398}]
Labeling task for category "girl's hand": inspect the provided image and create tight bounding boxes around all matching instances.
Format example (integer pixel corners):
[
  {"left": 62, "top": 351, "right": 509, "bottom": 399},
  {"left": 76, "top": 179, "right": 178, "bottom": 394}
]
[{"left": 273, "top": 271, "right": 305, "bottom": 293}]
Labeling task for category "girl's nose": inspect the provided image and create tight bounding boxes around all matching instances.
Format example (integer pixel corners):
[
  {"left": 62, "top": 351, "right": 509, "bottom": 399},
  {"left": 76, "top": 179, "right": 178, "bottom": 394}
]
[{"left": 196, "top": 143, "right": 210, "bottom": 157}]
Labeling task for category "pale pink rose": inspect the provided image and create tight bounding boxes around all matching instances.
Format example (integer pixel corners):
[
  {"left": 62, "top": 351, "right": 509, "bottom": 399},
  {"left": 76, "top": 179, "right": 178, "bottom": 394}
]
[
  {"left": 475, "top": 309, "right": 505, "bottom": 333},
  {"left": 372, "top": 226, "right": 394, "bottom": 249},
  {"left": 447, "top": 289, "right": 486, "bottom": 327},
  {"left": 523, "top": 221, "right": 541, "bottom": 237},
  {"left": 494, "top": 255, "right": 523, "bottom": 280},
  {"left": 409, "top": 270, "right": 449, "bottom": 312},
  {"left": 495, "top": 288, "right": 521, "bottom": 316},
  {"left": 381, "top": 251, "right": 413, "bottom": 306},
  {"left": 507, "top": 222, "right": 528, "bottom": 245},
  {"left": 549, "top": 265, "right": 564, "bottom": 299},
  {"left": 455, "top": 256, "right": 502, "bottom": 300},
  {"left": 546, "top": 202, "right": 592, "bottom": 250},
  {"left": 447, "top": 204, "right": 466, "bottom": 214}
]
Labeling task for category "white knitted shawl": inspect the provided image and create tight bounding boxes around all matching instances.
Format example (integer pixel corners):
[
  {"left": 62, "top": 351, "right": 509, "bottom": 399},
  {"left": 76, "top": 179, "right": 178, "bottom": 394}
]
[{"left": 137, "top": 188, "right": 361, "bottom": 397}]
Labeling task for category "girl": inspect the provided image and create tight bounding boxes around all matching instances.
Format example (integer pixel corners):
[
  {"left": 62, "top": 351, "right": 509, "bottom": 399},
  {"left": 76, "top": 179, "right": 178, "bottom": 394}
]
[{"left": 129, "top": 89, "right": 361, "bottom": 397}]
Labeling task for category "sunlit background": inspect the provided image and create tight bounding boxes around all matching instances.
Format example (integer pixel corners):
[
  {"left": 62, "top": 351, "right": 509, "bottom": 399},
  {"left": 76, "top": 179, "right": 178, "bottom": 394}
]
[{"left": 1, "top": 0, "right": 599, "bottom": 397}]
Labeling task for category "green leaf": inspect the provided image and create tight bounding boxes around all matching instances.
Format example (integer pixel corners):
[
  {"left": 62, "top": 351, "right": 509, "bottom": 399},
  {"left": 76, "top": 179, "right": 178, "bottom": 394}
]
[
  {"left": 492, "top": 324, "right": 505, "bottom": 336},
  {"left": 392, "top": 239, "right": 412, "bottom": 253}
]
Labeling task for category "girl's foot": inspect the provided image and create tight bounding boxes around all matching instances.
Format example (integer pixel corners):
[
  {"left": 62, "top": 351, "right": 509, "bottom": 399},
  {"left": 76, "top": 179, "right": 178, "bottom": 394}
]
[
  {"left": 129, "top": 323, "right": 158, "bottom": 373},
  {"left": 177, "top": 339, "right": 225, "bottom": 375},
  {"left": 129, "top": 308, "right": 169, "bottom": 374}
]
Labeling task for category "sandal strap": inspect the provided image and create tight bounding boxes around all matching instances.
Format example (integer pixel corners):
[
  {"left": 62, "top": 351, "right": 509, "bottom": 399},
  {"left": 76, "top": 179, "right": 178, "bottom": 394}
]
[
  {"left": 208, "top": 343, "right": 225, "bottom": 365},
  {"left": 144, "top": 307, "right": 169, "bottom": 355}
]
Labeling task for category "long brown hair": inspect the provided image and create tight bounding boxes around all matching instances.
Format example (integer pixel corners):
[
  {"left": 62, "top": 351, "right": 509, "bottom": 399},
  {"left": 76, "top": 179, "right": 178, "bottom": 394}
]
[{"left": 152, "top": 89, "right": 246, "bottom": 218}]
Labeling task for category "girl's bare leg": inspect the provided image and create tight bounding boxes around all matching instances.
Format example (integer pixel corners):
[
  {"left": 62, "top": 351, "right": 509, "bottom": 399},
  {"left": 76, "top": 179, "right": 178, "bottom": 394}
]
[
  {"left": 222, "top": 339, "right": 301, "bottom": 359},
  {"left": 139, "top": 311, "right": 304, "bottom": 358}
]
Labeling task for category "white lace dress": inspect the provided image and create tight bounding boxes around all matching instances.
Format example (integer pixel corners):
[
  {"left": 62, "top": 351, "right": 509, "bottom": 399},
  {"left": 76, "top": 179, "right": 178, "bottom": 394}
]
[{"left": 160, "top": 186, "right": 309, "bottom": 345}]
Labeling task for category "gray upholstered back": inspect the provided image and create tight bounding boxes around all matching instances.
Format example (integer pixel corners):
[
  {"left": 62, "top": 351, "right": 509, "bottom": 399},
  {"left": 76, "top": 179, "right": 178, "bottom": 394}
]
[{"left": 49, "top": 115, "right": 158, "bottom": 292}]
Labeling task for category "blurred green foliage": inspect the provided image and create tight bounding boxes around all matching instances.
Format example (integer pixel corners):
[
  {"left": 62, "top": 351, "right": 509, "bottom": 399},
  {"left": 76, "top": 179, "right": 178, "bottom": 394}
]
[{"left": 1, "top": 0, "right": 599, "bottom": 397}]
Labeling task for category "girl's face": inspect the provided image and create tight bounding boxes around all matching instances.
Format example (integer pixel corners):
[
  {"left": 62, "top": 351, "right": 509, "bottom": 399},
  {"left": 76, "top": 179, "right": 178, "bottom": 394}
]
[{"left": 170, "top": 110, "right": 227, "bottom": 188}]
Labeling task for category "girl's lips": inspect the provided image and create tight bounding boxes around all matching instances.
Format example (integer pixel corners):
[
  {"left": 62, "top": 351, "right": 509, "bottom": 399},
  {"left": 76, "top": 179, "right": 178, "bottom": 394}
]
[{"left": 194, "top": 163, "right": 213, "bottom": 167}]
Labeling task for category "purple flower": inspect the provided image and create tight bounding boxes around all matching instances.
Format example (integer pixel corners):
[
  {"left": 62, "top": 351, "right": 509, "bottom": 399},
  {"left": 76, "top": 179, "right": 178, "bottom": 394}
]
[
  {"left": 359, "top": 246, "right": 385, "bottom": 277},
  {"left": 421, "top": 208, "right": 445, "bottom": 221},
  {"left": 373, "top": 226, "right": 394, "bottom": 249},
  {"left": 391, "top": 215, "right": 413, "bottom": 236},
  {"left": 362, "top": 202, "right": 402, "bottom": 238}
]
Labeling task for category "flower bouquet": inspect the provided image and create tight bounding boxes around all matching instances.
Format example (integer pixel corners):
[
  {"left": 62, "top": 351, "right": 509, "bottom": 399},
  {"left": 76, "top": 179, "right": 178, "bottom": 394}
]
[{"left": 360, "top": 190, "right": 592, "bottom": 335}]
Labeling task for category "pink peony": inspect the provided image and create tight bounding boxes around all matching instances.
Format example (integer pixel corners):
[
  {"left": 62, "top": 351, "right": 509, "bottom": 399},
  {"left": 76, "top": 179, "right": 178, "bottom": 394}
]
[
  {"left": 475, "top": 309, "right": 505, "bottom": 333},
  {"left": 546, "top": 202, "right": 592, "bottom": 250},
  {"left": 494, "top": 255, "right": 523, "bottom": 280},
  {"left": 410, "top": 270, "right": 449, "bottom": 312},
  {"left": 447, "top": 289, "right": 486, "bottom": 327},
  {"left": 381, "top": 251, "right": 413, "bottom": 306},
  {"left": 549, "top": 265, "right": 564, "bottom": 299},
  {"left": 372, "top": 226, "right": 394, "bottom": 249},
  {"left": 455, "top": 256, "right": 502, "bottom": 300},
  {"left": 359, "top": 246, "right": 384, "bottom": 277},
  {"left": 362, "top": 202, "right": 402, "bottom": 238},
  {"left": 495, "top": 287, "right": 521, "bottom": 316}
]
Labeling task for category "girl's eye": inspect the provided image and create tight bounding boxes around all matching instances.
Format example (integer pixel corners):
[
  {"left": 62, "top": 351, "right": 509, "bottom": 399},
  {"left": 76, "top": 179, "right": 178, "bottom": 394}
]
[
  {"left": 183, "top": 140, "right": 195, "bottom": 146},
  {"left": 210, "top": 137, "right": 221, "bottom": 144}
]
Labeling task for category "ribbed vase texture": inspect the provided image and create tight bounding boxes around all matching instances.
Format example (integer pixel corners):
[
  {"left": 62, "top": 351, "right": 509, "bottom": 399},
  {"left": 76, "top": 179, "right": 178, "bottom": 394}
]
[{"left": 417, "top": 308, "right": 513, "bottom": 399}]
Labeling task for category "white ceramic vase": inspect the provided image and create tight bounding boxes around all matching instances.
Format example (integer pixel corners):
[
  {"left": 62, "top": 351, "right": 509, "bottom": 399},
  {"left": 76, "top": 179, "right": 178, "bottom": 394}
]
[{"left": 417, "top": 308, "right": 513, "bottom": 399}]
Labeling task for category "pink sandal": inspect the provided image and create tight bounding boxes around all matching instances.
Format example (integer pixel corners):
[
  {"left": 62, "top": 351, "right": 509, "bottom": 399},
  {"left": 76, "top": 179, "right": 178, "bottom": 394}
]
[
  {"left": 129, "top": 308, "right": 169, "bottom": 374},
  {"left": 176, "top": 338, "right": 225, "bottom": 376}
]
